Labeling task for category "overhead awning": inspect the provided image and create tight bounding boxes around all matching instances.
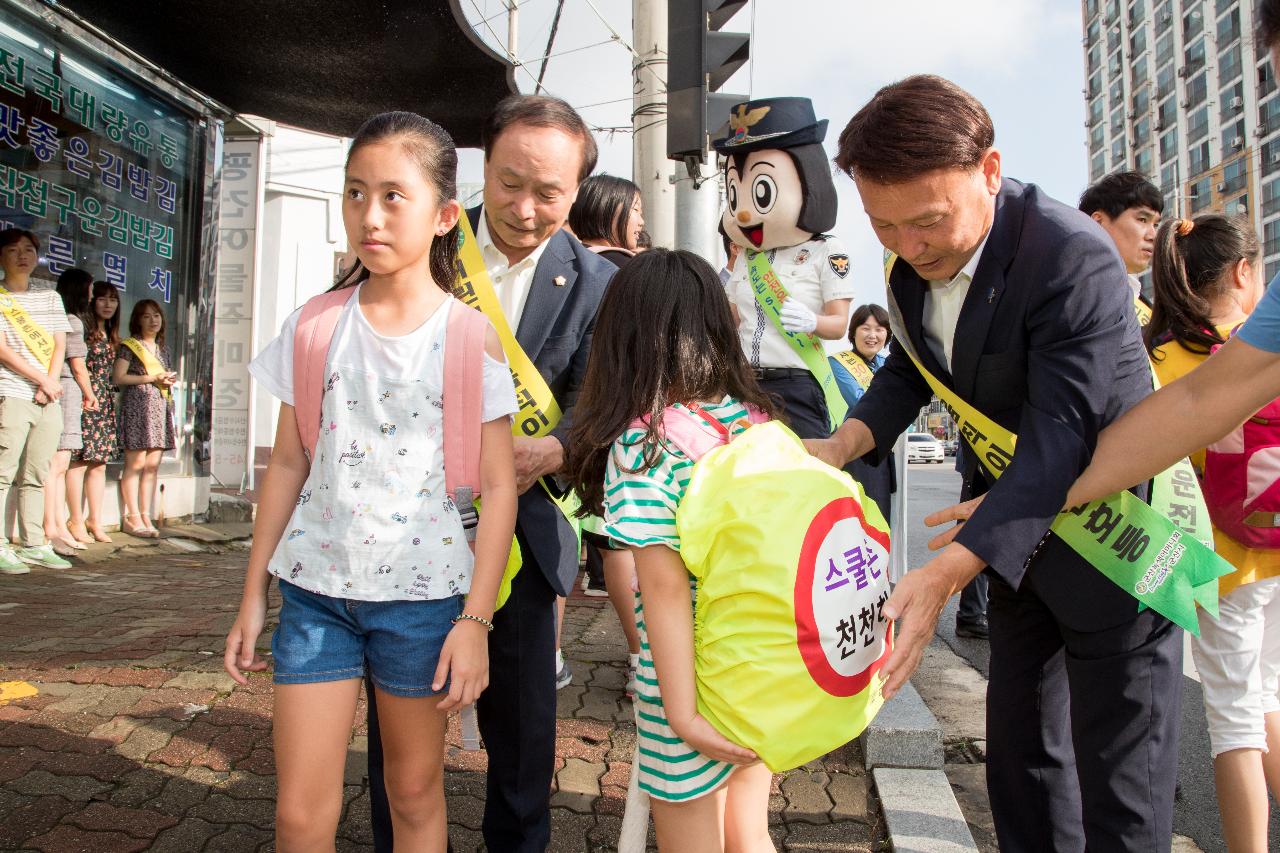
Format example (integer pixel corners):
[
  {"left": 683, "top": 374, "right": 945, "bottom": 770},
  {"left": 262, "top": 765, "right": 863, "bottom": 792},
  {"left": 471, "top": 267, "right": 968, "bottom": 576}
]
[{"left": 55, "top": 0, "right": 516, "bottom": 146}]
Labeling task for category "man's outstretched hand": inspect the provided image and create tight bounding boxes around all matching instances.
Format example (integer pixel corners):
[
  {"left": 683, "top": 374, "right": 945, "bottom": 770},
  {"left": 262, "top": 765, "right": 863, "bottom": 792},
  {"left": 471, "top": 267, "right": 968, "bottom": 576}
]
[
  {"left": 803, "top": 437, "right": 850, "bottom": 470},
  {"left": 880, "top": 543, "right": 985, "bottom": 699},
  {"left": 923, "top": 495, "right": 986, "bottom": 551}
]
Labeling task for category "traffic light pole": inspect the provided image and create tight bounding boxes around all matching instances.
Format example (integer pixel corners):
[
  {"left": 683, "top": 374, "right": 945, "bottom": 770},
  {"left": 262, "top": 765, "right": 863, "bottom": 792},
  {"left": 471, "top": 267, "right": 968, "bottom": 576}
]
[
  {"left": 633, "top": 0, "right": 675, "bottom": 249},
  {"left": 674, "top": 157, "right": 721, "bottom": 264}
]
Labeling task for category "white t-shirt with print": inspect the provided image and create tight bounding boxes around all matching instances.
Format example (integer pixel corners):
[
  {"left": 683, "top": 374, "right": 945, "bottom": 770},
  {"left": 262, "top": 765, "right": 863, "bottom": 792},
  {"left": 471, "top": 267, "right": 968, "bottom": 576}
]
[
  {"left": 250, "top": 290, "right": 518, "bottom": 601},
  {"left": 726, "top": 235, "right": 855, "bottom": 369}
]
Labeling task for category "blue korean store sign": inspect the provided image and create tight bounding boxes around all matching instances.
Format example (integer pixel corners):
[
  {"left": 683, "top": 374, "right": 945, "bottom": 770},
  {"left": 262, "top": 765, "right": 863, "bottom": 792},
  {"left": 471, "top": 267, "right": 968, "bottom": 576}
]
[
  {"left": 0, "top": 12, "right": 194, "bottom": 302},
  {"left": 0, "top": 3, "right": 221, "bottom": 477}
]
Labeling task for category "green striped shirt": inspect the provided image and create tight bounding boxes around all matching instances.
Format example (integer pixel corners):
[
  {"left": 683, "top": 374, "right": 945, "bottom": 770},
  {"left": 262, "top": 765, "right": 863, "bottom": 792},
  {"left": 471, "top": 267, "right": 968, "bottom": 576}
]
[
  {"left": 602, "top": 397, "right": 752, "bottom": 552},
  {"left": 604, "top": 397, "right": 751, "bottom": 802}
]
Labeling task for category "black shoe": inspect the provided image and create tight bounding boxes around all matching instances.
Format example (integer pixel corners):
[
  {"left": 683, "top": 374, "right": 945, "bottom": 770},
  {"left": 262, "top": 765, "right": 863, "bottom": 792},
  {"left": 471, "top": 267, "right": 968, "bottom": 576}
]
[{"left": 955, "top": 619, "right": 989, "bottom": 640}]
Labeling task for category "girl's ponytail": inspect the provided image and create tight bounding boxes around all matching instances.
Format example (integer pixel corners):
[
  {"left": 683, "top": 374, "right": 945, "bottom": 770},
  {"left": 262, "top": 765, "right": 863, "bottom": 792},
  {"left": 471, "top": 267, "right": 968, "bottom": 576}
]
[
  {"left": 430, "top": 221, "right": 461, "bottom": 295},
  {"left": 1146, "top": 214, "right": 1258, "bottom": 359}
]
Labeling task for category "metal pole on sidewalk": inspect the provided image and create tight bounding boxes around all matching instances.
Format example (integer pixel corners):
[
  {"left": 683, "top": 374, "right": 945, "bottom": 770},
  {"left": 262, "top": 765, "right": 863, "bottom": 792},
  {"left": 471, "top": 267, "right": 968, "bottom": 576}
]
[
  {"left": 633, "top": 0, "right": 675, "bottom": 248},
  {"left": 889, "top": 433, "right": 909, "bottom": 583},
  {"left": 674, "top": 157, "right": 721, "bottom": 264}
]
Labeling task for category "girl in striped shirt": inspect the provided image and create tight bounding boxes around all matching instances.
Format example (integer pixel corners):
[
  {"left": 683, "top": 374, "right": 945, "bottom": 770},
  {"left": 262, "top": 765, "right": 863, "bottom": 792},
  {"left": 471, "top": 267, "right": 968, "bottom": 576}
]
[{"left": 566, "top": 249, "right": 779, "bottom": 852}]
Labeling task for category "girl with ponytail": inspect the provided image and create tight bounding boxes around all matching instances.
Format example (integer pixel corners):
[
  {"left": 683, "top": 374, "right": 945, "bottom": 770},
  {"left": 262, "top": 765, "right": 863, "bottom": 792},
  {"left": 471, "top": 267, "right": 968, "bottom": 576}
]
[
  {"left": 1147, "top": 213, "right": 1280, "bottom": 853},
  {"left": 223, "top": 112, "right": 519, "bottom": 850}
]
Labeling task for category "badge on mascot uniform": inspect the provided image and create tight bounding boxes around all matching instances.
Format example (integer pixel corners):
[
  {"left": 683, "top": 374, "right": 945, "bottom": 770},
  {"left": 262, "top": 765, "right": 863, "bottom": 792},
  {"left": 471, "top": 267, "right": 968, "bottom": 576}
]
[
  {"left": 715, "top": 97, "right": 850, "bottom": 431},
  {"left": 660, "top": 407, "right": 893, "bottom": 772}
]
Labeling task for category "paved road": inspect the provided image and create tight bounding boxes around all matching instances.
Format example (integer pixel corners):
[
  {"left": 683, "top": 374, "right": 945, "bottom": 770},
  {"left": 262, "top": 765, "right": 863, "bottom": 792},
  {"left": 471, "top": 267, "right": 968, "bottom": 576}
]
[{"left": 901, "top": 463, "right": 1256, "bottom": 853}]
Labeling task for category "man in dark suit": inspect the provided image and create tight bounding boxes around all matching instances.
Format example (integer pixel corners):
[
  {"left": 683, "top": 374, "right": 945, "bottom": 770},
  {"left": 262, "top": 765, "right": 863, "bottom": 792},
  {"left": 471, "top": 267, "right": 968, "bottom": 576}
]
[
  {"left": 366, "top": 94, "right": 615, "bottom": 852},
  {"left": 809, "top": 75, "right": 1182, "bottom": 852}
]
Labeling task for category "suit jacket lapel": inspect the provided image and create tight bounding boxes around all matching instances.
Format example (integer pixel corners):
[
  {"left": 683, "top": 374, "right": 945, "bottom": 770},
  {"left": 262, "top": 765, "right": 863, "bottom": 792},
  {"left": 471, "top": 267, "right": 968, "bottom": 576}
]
[
  {"left": 515, "top": 229, "right": 577, "bottom": 362},
  {"left": 950, "top": 181, "right": 1021, "bottom": 400}
]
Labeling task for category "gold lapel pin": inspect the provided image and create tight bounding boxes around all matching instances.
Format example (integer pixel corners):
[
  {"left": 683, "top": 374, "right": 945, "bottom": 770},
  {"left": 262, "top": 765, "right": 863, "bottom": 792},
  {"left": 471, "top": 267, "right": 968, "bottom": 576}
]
[{"left": 553, "top": 275, "right": 566, "bottom": 287}]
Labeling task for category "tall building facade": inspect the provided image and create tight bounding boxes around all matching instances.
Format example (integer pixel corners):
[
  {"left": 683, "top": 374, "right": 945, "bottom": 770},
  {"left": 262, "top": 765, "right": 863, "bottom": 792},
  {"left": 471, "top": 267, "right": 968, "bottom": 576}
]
[{"left": 1082, "top": 1, "right": 1280, "bottom": 279}]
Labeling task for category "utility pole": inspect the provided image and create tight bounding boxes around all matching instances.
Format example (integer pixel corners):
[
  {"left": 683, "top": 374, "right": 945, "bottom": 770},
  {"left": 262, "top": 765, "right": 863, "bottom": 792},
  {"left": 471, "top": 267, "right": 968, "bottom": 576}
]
[
  {"left": 507, "top": 0, "right": 519, "bottom": 62},
  {"left": 674, "top": 161, "right": 720, "bottom": 263},
  {"left": 633, "top": 0, "right": 675, "bottom": 248}
]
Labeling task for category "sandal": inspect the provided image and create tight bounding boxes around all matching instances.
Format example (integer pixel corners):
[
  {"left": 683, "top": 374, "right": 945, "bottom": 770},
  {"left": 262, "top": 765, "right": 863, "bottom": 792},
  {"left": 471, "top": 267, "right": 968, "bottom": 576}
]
[
  {"left": 51, "top": 538, "right": 79, "bottom": 557},
  {"left": 122, "top": 516, "right": 157, "bottom": 539},
  {"left": 87, "top": 524, "right": 112, "bottom": 544},
  {"left": 67, "top": 523, "right": 95, "bottom": 545}
]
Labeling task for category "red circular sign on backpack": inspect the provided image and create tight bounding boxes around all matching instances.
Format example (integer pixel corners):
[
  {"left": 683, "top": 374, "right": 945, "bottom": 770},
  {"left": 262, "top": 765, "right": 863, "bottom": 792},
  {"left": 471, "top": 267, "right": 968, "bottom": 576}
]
[{"left": 794, "top": 497, "right": 893, "bottom": 697}]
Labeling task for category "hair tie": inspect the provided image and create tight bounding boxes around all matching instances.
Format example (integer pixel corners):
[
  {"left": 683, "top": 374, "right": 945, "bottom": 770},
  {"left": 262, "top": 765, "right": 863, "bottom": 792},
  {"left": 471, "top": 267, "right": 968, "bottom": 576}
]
[{"left": 1176, "top": 219, "right": 1195, "bottom": 237}]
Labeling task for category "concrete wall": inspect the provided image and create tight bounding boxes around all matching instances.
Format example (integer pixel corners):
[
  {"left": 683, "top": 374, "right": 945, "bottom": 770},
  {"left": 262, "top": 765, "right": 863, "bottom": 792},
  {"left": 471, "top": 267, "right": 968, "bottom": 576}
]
[{"left": 249, "top": 124, "right": 349, "bottom": 461}]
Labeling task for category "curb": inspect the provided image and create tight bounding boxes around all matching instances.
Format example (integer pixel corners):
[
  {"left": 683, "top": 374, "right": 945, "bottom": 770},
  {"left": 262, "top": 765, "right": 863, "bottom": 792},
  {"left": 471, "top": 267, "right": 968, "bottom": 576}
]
[
  {"left": 862, "top": 681, "right": 944, "bottom": 770},
  {"left": 874, "top": 767, "right": 978, "bottom": 853},
  {"left": 862, "top": 681, "right": 977, "bottom": 852}
]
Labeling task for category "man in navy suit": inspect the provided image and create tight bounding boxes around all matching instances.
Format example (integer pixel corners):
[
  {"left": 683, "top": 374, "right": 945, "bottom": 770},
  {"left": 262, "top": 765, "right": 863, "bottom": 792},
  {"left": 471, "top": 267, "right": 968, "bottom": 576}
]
[
  {"left": 809, "top": 75, "right": 1182, "bottom": 852},
  {"left": 366, "top": 94, "right": 615, "bottom": 852}
]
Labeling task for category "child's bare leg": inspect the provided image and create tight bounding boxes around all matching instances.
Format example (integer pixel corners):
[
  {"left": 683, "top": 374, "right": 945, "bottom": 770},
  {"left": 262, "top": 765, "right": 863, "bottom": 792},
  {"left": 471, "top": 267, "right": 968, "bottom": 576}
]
[
  {"left": 372, "top": 689, "right": 449, "bottom": 851},
  {"left": 651, "top": 786, "right": 728, "bottom": 853},
  {"left": 273, "top": 679, "right": 362, "bottom": 852},
  {"left": 723, "top": 762, "right": 775, "bottom": 853}
]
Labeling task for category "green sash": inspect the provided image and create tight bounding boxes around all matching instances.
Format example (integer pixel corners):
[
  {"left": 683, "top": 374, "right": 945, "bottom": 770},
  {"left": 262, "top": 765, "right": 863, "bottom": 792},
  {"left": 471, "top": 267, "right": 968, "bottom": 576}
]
[{"left": 746, "top": 250, "right": 849, "bottom": 430}]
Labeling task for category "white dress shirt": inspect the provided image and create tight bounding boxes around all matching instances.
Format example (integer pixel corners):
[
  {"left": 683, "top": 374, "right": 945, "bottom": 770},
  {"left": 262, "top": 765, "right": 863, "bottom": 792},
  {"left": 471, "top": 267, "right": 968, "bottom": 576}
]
[
  {"left": 477, "top": 210, "right": 552, "bottom": 331},
  {"left": 922, "top": 230, "right": 990, "bottom": 372}
]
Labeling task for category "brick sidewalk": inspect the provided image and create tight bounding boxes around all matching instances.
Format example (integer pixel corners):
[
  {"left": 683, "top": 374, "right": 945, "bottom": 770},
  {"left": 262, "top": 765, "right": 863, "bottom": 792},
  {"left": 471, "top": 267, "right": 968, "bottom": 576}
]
[{"left": 0, "top": 546, "right": 883, "bottom": 851}]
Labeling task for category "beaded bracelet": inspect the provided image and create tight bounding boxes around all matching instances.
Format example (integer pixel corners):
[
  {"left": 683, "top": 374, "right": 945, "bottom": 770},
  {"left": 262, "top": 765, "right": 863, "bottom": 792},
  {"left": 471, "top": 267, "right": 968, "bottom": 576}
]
[{"left": 453, "top": 613, "right": 494, "bottom": 632}]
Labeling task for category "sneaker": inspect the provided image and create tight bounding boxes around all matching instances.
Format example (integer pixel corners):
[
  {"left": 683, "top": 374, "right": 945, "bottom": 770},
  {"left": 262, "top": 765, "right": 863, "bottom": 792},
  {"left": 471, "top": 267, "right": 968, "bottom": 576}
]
[
  {"left": 0, "top": 545, "right": 29, "bottom": 574},
  {"left": 625, "top": 661, "right": 638, "bottom": 700},
  {"left": 17, "top": 544, "right": 73, "bottom": 569},
  {"left": 581, "top": 572, "right": 609, "bottom": 597},
  {"left": 555, "top": 660, "right": 573, "bottom": 690}
]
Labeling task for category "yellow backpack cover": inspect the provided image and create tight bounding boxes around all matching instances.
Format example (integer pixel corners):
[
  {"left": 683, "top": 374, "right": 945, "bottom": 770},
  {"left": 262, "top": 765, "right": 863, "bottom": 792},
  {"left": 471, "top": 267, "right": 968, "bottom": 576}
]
[{"left": 674, "top": 418, "right": 893, "bottom": 771}]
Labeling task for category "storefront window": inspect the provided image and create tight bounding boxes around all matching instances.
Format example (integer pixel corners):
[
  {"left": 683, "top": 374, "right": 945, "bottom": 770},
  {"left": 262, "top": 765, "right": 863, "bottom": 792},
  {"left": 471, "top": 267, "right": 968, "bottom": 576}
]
[{"left": 0, "top": 6, "right": 208, "bottom": 469}]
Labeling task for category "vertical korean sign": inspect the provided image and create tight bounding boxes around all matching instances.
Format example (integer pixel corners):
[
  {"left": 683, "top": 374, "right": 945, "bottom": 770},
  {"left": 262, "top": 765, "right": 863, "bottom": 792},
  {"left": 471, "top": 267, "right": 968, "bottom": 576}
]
[
  {"left": 212, "top": 139, "right": 259, "bottom": 488},
  {"left": 0, "top": 6, "right": 197, "bottom": 435}
]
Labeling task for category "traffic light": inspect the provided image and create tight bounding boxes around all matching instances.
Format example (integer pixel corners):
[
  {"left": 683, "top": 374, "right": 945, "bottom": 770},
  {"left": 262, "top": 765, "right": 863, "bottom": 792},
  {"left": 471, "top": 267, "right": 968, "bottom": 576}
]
[{"left": 666, "top": 1, "right": 750, "bottom": 162}]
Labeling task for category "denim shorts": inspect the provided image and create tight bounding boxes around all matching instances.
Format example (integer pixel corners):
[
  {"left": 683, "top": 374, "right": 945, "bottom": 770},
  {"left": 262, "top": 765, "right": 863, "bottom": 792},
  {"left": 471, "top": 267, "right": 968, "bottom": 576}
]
[{"left": 272, "top": 579, "right": 464, "bottom": 697}]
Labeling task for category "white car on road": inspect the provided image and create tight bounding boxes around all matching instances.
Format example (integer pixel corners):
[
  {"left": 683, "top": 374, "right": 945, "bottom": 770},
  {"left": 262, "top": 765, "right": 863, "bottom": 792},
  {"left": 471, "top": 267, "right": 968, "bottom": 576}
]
[{"left": 906, "top": 433, "right": 945, "bottom": 463}]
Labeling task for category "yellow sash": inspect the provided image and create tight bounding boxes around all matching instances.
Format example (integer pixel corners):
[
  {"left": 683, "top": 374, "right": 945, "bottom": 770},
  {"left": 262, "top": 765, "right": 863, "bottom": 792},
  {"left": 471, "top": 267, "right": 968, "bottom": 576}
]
[
  {"left": 1133, "top": 295, "right": 1152, "bottom": 327},
  {"left": 881, "top": 251, "right": 1228, "bottom": 633},
  {"left": 832, "top": 350, "right": 875, "bottom": 393},
  {"left": 0, "top": 285, "right": 54, "bottom": 371},
  {"left": 453, "top": 215, "right": 562, "bottom": 438},
  {"left": 452, "top": 214, "right": 580, "bottom": 609},
  {"left": 121, "top": 337, "right": 171, "bottom": 400}
]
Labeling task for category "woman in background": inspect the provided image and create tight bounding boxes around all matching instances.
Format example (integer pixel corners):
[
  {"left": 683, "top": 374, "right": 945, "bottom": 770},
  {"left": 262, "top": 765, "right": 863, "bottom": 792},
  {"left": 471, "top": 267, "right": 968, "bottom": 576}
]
[{"left": 69, "top": 281, "right": 121, "bottom": 542}]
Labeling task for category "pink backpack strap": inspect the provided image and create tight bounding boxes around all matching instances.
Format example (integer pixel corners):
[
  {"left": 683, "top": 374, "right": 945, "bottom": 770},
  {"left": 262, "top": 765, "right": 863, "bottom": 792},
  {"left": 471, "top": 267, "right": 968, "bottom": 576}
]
[
  {"left": 443, "top": 299, "right": 490, "bottom": 503},
  {"left": 629, "top": 404, "right": 771, "bottom": 462},
  {"left": 292, "top": 287, "right": 358, "bottom": 459},
  {"left": 743, "top": 403, "right": 770, "bottom": 425}
]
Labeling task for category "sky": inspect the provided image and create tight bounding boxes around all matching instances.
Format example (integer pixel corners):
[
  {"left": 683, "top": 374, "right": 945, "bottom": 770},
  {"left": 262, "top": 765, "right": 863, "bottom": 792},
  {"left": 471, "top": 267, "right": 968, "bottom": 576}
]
[{"left": 456, "top": 0, "right": 1089, "bottom": 307}]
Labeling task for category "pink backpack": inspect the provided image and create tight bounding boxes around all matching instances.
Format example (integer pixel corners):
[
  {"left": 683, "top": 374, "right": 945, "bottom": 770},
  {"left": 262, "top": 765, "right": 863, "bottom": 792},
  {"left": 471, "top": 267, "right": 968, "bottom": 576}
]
[
  {"left": 630, "top": 403, "right": 770, "bottom": 461},
  {"left": 292, "top": 287, "right": 491, "bottom": 530},
  {"left": 1201, "top": 329, "right": 1280, "bottom": 549}
]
